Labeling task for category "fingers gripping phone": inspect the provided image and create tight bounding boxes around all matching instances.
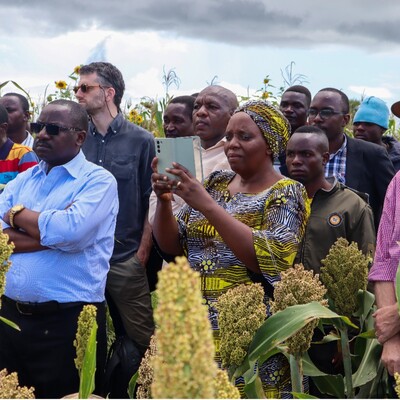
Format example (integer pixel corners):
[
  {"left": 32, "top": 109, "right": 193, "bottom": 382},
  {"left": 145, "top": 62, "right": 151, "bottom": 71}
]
[{"left": 155, "top": 136, "right": 204, "bottom": 182}]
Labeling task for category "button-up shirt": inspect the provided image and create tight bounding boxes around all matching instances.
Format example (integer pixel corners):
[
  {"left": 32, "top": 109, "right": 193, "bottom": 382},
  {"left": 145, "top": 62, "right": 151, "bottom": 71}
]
[
  {"left": 0, "top": 150, "right": 118, "bottom": 303},
  {"left": 369, "top": 171, "right": 400, "bottom": 282},
  {"left": 326, "top": 134, "right": 348, "bottom": 184},
  {"left": 83, "top": 113, "right": 155, "bottom": 263}
]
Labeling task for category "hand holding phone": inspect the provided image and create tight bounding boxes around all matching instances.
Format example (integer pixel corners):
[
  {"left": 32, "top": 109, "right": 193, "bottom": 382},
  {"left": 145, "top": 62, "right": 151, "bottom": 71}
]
[{"left": 155, "top": 136, "right": 203, "bottom": 182}]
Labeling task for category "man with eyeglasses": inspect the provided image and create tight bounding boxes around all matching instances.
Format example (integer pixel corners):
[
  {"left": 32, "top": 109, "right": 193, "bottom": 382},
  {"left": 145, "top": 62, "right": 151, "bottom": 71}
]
[
  {"left": 308, "top": 87, "right": 394, "bottom": 228},
  {"left": 75, "top": 62, "right": 155, "bottom": 394},
  {"left": 0, "top": 99, "right": 118, "bottom": 398}
]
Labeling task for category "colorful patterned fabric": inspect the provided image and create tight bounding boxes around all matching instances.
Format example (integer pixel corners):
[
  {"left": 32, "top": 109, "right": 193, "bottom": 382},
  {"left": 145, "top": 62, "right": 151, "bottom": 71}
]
[
  {"left": 235, "top": 100, "right": 291, "bottom": 160},
  {"left": 176, "top": 170, "right": 310, "bottom": 398},
  {"left": 0, "top": 138, "right": 38, "bottom": 191}
]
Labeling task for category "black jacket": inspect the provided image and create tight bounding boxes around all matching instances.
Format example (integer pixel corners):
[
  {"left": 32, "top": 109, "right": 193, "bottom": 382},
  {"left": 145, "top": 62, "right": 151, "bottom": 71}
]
[{"left": 345, "top": 136, "right": 395, "bottom": 229}]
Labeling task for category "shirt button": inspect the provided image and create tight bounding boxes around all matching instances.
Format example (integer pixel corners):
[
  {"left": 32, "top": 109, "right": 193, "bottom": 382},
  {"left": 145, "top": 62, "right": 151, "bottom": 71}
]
[
  {"left": 102, "top": 140, "right": 105, "bottom": 143},
  {"left": 99, "top": 160, "right": 102, "bottom": 163}
]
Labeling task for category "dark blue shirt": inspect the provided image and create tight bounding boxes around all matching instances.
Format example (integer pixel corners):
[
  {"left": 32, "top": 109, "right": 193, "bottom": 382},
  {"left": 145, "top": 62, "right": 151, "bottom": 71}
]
[{"left": 83, "top": 113, "right": 155, "bottom": 263}]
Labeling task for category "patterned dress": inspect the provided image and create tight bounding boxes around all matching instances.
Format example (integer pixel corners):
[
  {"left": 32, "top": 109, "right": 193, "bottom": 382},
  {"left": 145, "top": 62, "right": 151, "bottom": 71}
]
[{"left": 176, "top": 170, "right": 310, "bottom": 398}]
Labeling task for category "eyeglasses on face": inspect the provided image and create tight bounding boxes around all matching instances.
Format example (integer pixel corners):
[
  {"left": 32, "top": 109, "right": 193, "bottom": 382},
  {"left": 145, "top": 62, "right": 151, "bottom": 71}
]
[
  {"left": 307, "top": 108, "right": 346, "bottom": 120},
  {"left": 30, "top": 122, "right": 82, "bottom": 136},
  {"left": 73, "top": 83, "right": 107, "bottom": 94}
]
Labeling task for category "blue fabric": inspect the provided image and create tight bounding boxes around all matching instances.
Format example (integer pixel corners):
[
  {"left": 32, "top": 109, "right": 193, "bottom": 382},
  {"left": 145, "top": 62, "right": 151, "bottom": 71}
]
[
  {"left": 0, "top": 150, "right": 119, "bottom": 303},
  {"left": 353, "top": 96, "right": 389, "bottom": 129}
]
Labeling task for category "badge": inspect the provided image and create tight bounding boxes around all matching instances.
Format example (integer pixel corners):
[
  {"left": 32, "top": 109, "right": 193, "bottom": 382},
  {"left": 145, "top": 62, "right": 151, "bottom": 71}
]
[{"left": 328, "top": 213, "right": 343, "bottom": 227}]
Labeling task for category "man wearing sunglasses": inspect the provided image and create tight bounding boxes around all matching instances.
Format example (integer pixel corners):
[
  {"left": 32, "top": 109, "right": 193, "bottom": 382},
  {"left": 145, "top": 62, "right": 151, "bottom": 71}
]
[
  {"left": 75, "top": 62, "right": 155, "bottom": 394},
  {"left": 0, "top": 99, "right": 119, "bottom": 398},
  {"left": 308, "top": 87, "right": 395, "bottom": 228}
]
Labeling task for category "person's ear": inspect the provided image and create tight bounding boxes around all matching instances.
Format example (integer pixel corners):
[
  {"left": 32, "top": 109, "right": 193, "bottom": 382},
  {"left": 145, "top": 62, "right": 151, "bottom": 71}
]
[
  {"left": 76, "top": 130, "right": 86, "bottom": 146},
  {"left": 23, "top": 111, "right": 30, "bottom": 122},
  {"left": 105, "top": 87, "right": 116, "bottom": 103},
  {"left": 322, "top": 151, "right": 330, "bottom": 166},
  {"left": 342, "top": 113, "right": 350, "bottom": 127}
]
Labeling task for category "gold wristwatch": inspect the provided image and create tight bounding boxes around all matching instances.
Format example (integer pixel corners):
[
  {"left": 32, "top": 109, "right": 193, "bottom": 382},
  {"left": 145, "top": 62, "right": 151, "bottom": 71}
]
[{"left": 9, "top": 204, "right": 25, "bottom": 229}]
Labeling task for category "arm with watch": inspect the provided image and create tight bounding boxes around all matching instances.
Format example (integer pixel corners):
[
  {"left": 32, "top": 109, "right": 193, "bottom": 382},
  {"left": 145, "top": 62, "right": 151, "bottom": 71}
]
[{"left": 2, "top": 204, "right": 47, "bottom": 253}]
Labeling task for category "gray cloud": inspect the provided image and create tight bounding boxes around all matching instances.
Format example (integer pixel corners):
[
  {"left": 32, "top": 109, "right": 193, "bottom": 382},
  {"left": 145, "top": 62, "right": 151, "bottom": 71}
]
[{"left": 2, "top": 0, "right": 400, "bottom": 49}]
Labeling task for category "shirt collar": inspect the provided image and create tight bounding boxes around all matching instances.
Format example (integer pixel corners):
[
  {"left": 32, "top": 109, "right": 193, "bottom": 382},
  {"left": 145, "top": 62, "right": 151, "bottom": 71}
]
[
  {"left": 90, "top": 113, "right": 124, "bottom": 136},
  {"left": 203, "top": 137, "right": 226, "bottom": 151},
  {"left": 329, "top": 134, "right": 347, "bottom": 160},
  {"left": 38, "top": 150, "right": 86, "bottom": 179}
]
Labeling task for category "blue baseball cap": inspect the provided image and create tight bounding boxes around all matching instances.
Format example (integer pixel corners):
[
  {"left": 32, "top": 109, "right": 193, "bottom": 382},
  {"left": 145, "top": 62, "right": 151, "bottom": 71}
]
[{"left": 353, "top": 96, "right": 389, "bottom": 129}]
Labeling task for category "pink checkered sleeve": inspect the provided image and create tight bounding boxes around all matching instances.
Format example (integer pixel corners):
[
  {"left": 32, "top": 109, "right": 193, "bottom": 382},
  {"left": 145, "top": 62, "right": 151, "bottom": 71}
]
[{"left": 369, "top": 171, "right": 400, "bottom": 282}]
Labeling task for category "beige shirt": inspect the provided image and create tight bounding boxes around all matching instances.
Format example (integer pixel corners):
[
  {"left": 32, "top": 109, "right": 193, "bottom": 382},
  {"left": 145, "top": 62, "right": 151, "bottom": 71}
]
[{"left": 148, "top": 138, "right": 231, "bottom": 224}]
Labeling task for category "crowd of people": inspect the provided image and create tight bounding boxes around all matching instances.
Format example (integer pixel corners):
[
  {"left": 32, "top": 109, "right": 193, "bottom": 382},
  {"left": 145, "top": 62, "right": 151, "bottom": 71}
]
[{"left": 0, "top": 61, "right": 399, "bottom": 398}]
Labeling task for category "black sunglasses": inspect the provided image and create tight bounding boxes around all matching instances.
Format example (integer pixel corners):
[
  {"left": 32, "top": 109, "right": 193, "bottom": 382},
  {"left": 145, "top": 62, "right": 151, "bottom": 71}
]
[
  {"left": 307, "top": 108, "right": 346, "bottom": 120},
  {"left": 30, "top": 122, "right": 82, "bottom": 136},
  {"left": 73, "top": 84, "right": 108, "bottom": 94}
]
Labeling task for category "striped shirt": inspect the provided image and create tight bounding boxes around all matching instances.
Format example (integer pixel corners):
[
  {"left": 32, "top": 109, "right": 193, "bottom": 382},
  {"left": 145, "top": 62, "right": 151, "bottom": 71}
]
[
  {"left": 325, "top": 134, "right": 347, "bottom": 184},
  {"left": 0, "top": 138, "right": 38, "bottom": 191},
  {"left": 369, "top": 171, "right": 400, "bottom": 282}
]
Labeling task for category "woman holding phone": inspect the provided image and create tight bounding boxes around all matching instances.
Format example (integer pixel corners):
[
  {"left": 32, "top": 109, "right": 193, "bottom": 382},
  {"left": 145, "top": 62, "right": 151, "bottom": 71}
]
[{"left": 151, "top": 99, "right": 310, "bottom": 397}]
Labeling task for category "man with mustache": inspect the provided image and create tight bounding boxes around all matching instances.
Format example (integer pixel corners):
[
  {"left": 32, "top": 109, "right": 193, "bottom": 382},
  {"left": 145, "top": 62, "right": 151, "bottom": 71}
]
[{"left": 0, "top": 99, "right": 118, "bottom": 398}]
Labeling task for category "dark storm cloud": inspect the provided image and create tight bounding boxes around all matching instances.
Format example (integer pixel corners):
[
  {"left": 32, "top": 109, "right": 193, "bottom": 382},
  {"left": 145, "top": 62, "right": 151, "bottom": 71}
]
[{"left": 2, "top": 0, "right": 400, "bottom": 49}]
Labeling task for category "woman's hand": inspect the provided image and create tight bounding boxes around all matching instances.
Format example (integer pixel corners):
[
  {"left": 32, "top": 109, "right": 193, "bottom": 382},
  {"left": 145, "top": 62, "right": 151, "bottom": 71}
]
[
  {"left": 151, "top": 157, "right": 176, "bottom": 202},
  {"left": 165, "top": 162, "right": 211, "bottom": 211}
]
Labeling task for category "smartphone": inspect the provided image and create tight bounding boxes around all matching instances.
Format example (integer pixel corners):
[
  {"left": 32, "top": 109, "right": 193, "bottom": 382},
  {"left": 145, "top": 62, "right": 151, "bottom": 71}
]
[{"left": 155, "top": 136, "right": 203, "bottom": 181}]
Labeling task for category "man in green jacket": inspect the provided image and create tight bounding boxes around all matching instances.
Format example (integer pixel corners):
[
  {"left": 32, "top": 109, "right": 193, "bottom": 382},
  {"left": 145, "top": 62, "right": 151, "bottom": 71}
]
[
  {"left": 286, "top": 125, "right": 376, "bottom": 273},
  {"left": 286, "top": 125, "right": 376, "bottom": 393}
]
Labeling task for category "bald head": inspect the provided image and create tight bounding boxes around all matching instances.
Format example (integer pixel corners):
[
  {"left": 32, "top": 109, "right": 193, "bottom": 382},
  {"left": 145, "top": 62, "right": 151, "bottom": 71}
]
[
  {"left": 193, "top": 85, "right": 239, "bottom": 149},
  {"left": 198, "top": 85, "right": 238, "bottom": 113}
]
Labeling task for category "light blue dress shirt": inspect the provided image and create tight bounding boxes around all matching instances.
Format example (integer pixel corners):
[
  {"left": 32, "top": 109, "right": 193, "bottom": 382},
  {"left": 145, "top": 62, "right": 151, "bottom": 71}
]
[{"left": 0, "top": 150, "right": 119, "bottom": 303}]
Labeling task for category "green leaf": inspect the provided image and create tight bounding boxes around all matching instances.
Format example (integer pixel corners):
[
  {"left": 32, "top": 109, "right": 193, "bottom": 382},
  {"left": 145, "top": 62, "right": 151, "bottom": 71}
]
[
  {"left": 0, "top": 316, "right": 20, "bottom": 331},
  {"left": 302, "top": 352, "right": 328, "bottom": 377},
  {"left": 231, "top": 357, "right": 255, "bottom": 380},
  {"left": 0, "top": 80, "right": 11, "bottom": 90},
  {"left": 292, "top": 392, "right": 319, "bottom": 399},
  {"left": 243, "top": 366, "right": 266, "bottom": 399},
  {"left": 311, "top": 374, "right": 345, "bottom": 398},
  {"left": 248, "top": 302, "right": 354, "bottom": 361},
  {"left": 352, "top": 338, "right": 382, "bottom": 388},
  {"left": 354, "top": 290, "right": 375, "bottom": 330},
  {"left": 79, "top": 321, "right": 97, "bottom": 399},
  {"left": 357, "top": 329, "right": 376, "bottom": 339},
  {"left": 128, "top": 370, "right": 139, "bottom": 399},
  {"left": 258, "top": 345, "right": 286, "bottom": 365},
  {"left": 312, "top": 333, "right": 340, "bottom": 344}
]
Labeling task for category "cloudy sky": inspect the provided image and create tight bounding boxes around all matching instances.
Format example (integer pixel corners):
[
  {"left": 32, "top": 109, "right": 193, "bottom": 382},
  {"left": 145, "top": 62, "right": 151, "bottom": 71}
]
[{"left": 2, "top": 0, "right": 400, "bottom": 111}]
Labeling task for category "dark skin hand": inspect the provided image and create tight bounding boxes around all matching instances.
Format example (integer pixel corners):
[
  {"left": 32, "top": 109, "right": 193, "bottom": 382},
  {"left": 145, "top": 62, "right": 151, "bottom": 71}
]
[{"left": 151, "top": 158, "right": 261, "bottom": 273}]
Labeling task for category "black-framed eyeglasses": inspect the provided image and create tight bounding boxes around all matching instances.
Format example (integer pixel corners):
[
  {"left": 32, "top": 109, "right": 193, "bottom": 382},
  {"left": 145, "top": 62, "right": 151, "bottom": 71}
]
[
  {"left": 30, "top": 122, "right": 82, "bottom": 136},
  {"left": 73, "top": 84, "right": 108, "bottom": 94},
  {"left": 307, "top": 108, "right": 346, "bottom": 120}
]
